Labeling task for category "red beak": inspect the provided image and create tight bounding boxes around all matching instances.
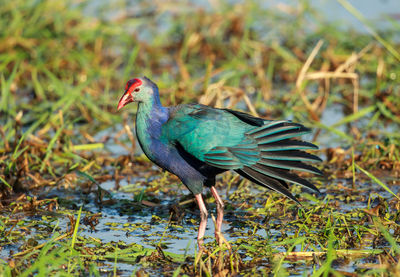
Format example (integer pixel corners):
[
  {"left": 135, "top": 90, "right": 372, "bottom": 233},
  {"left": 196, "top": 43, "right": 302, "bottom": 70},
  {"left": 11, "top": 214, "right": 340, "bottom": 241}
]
[{"left": 117, "top": 91, "right": 133, "bottom": 110}]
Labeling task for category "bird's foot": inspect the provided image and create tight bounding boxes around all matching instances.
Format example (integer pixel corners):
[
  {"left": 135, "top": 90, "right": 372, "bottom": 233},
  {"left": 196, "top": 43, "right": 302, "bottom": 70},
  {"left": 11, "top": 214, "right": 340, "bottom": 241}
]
[{"left": 211, "top": 214, "right": 231, "bottom": 251}]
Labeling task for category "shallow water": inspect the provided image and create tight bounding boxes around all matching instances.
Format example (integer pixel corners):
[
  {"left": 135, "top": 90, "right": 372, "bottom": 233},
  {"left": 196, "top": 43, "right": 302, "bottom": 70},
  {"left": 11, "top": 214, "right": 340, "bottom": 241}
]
[
  {"left": 2, "top": 1, "right": 399, "bottom": 274},
  {"left": 2, "top": 157, "right": 398, "bottom": 275}
]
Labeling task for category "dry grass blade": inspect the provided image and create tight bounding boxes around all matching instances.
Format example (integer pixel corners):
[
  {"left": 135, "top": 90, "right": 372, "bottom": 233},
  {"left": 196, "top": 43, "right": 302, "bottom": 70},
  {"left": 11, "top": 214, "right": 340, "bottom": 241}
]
[
  {"left": 13, "top": 233, "right": 70, "bottom": 257},
  {"left": 295, "top": 39, "right": 324, "bottom": 120},
  {"left": 305, "top": 72, "right": 358, "bottom": 80},
  {"left": 296, "top": 39, "right": 324, "bottom": 89},
  {"left": 124, "top": 124, "right": 136, "bottom": 150},
  {"left": 273, "top": 249, "right": 383, "bottom": 260}
]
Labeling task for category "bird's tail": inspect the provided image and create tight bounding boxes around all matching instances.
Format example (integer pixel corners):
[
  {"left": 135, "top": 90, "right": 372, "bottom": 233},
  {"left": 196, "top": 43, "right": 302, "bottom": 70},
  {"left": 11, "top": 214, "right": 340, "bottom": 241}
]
[{"left": 235, "top": 121, "right": 322, "bottom": 204}]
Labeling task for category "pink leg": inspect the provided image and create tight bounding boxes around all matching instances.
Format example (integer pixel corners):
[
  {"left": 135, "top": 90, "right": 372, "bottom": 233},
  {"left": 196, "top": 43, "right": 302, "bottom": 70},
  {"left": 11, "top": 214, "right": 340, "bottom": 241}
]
[
  {"left": 195, "top": 194, "right": 208, "bottom": 247},
  {"left": 210, "top": 186, "right": 224, "bottom": 240}
]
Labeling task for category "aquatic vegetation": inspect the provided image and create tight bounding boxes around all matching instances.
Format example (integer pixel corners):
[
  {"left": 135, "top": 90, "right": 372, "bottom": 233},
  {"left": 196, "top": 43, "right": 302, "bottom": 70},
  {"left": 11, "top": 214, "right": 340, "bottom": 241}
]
[{"left": 0, "top": 0, "right": 399, "bottom": 275}]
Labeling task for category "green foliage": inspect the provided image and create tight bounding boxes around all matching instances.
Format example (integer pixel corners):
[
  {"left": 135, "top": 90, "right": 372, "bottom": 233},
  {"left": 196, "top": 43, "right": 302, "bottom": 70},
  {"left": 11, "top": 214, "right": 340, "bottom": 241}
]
[{"left": 0, "top": 0, "right": 399, "bottom": 275}]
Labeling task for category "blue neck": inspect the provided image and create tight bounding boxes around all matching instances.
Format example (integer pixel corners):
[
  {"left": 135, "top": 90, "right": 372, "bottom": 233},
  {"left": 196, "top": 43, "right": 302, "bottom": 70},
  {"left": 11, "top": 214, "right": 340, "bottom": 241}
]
[{"left": 135, "top": 90, "right": 169, "bottom": 159}]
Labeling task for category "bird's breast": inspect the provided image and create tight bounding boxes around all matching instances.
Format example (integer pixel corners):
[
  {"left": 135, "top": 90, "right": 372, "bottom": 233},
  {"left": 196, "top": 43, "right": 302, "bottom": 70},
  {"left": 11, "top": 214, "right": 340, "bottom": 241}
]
[{"left": 135, "top": 115, "right": 172, "bottom": 170}]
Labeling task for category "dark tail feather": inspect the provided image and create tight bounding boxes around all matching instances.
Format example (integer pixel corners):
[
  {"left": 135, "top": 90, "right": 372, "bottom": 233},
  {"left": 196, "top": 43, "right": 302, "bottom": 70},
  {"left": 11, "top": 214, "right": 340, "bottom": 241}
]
[
  {"left": 232, "top": 120, "right": 321, "bottom": 203},
  {"left": 261, "top": 150, "right": 322, "bottom": 163},
  {"left": 258, "top": 158, "right": 323, "bottom": 175},
  {"left": 251, "top": 163, "right": 320, "bottom": 193},
  {"left": 259, "top": 139, "right": 318, "bottom": 152},
  {"left": 236, "top": 167, "right": 300, "bottom": 205}
]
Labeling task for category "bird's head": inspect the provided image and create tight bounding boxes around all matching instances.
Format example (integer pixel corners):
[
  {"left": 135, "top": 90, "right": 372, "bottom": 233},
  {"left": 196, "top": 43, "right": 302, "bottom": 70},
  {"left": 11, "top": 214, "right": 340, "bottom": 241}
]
[{"left": 117, "top": 77, "right": 157, "bottom": 110}]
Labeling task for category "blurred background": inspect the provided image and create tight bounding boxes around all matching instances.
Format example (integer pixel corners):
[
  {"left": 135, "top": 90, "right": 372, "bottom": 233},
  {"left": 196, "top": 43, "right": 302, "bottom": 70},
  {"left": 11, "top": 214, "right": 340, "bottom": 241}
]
[{"left": 1, "top": 0, "right": 400, "bottom": 275}]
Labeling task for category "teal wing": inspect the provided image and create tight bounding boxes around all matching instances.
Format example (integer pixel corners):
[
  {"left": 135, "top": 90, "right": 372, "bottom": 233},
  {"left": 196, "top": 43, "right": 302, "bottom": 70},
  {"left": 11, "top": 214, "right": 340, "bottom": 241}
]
[
  {"left": 162, "top": 104, "right": 256, "bottom": 165},
  {"left": 162, "top": 104, "right": 321, "bottom": 202}
]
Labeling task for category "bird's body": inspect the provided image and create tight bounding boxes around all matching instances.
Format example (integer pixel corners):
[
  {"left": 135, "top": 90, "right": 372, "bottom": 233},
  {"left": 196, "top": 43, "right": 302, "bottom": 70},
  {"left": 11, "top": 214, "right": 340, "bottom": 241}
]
[
  {"left": 118, "top": 77, "right": 322, "bottom": 247},
  {"left": 134, "top": 95, "right": 221, "bottom": 195}
]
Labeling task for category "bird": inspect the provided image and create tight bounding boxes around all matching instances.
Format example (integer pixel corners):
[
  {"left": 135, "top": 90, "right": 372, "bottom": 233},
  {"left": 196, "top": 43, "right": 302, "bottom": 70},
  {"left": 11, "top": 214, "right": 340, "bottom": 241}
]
[{"left": 117, "top": 77, "right": 322, "bottom": 248}]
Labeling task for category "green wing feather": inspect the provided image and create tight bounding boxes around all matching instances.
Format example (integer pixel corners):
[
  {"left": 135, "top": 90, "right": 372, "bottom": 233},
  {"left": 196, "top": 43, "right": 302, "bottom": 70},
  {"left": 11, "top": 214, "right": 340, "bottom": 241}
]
[
  {"left": 162, "top": 104, "right": 255, "bottom": 166},
  {"left": 162, "top": 104, "right": 321, "bottom": 198}
]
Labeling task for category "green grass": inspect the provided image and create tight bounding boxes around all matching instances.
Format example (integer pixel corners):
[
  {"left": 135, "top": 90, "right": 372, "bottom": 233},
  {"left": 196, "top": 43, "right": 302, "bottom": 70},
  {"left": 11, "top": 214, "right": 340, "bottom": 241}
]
[{"left": 1, "top": 0, "right": 400, "bottom": 275}]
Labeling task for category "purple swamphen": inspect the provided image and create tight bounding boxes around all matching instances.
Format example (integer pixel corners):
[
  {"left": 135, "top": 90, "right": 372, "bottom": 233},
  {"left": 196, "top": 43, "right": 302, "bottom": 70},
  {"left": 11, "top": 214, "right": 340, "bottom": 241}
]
[{"left": 117, "top": 77, "right": 321, "bottom": 247}]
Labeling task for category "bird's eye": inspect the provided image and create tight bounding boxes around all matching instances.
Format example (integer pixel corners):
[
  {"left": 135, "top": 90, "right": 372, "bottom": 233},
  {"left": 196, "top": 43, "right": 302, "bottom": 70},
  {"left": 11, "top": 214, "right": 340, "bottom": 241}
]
[{"left": 134, "top": 88, "right": 140, "bottom": 92}]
